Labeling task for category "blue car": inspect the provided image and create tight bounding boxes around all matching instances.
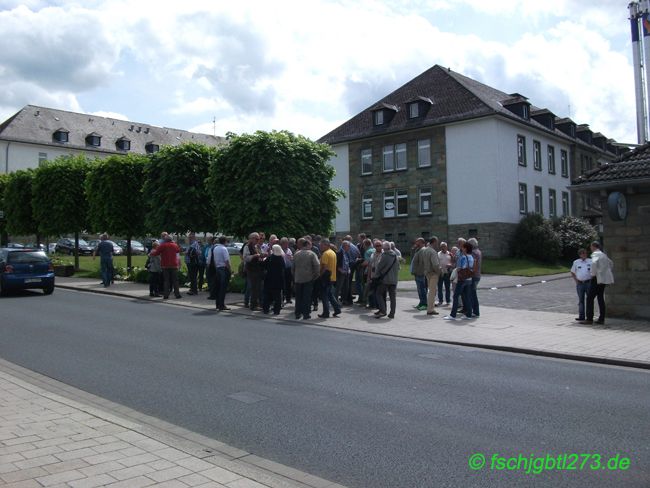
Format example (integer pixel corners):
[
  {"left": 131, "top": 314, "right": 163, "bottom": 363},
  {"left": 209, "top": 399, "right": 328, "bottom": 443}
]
[{"left": 0, "top": 248, "right": 55, "bottom": 296}]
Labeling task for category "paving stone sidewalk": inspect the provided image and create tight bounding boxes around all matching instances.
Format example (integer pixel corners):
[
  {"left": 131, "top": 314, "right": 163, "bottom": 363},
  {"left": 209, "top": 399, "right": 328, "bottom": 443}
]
[
  {"left": 55, "top": 277, "right": 650, "bottom": 368},
  {"left": 0, "top": 361, "right": 345, "bottom": 488}
]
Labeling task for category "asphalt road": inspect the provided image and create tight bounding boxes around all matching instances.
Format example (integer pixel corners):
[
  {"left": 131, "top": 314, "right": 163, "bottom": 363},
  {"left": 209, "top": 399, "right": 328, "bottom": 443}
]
[{"left": 1, "top": 289, "right": 649, "bottom": 488}]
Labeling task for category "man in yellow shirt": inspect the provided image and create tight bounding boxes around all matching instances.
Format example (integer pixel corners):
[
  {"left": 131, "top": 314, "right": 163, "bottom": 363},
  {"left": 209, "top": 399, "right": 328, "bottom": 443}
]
[{"left": 319, "top": 239, "right": 341, "bottom": 318}]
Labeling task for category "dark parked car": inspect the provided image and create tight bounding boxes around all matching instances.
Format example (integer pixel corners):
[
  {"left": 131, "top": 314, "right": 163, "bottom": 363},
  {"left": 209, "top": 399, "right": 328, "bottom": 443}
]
[
  {"left": 116, "top": 240, "right": 146, "bottom": 255},
  {"left": 88, "top": 239, "right": 124, "bottom": 255},
  {"left": 55, "top": 238, "right": 94, "bottom": 256},
  {"left": 0, "top": 248, "right": 55, "bottom": 295}
]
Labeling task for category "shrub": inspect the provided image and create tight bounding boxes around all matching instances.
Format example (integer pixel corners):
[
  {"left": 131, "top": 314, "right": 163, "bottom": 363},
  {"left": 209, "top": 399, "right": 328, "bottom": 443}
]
[
  {"left": 511, "top": 213, "right": 561, "bottom": 264},
  {"left": 553, "top": 216, "right": 599, "bottom": 263}
]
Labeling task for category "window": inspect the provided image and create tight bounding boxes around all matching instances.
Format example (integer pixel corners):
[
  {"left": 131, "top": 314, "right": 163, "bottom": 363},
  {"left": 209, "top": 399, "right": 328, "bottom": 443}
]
[
  {"left": 383, "top": 146, "right": 394, "bottom": 172},
  {"left": 549, "top": 189, "right": 557, "bottom": 218},
  {"left": 116, "top": 138, "right": 131, "bottom": 151},
  {"left": 561, "top": 150, "right": 568, "bottom": 177},
  {"left": 522, "top": 104, "right": 529, "bottom": 120},
  {"left": 374, "top": 110, "right": 384, "bottom": 126},
  {"left": 395, "top": 143, "right": 407, "bottom": 170},
  {"left": 86, "top": 134, "right": 101, "bottom": 147},
  {"left": 562, "top": 192, "right": 570, "bottom": 216},
  {"left": 396, "top": 189, "right": 408, "bottom": 216},
  {"left": 383, "top": 191, "right": 396, "bottom": 218},
  {"left": 517, "top": 135, "right": 527, "bottom": 166},
  {"left": 534, "top": 186, "right": 543, "bottom": 215},
  {"left": 53, "top": 130, "right": 68, "bottom": 143},
  {"left": 362, "top": 193, "right": 373, "bottom": 219},
  {"left": 417, "top": 139, "right": 431, "bottom": 167},
  {"left": 383, "top": 189, "right": 408, "bottom": 217},
  {"left": 145, "top": 143, "right": 159, "bottom": 154},
  {"left": 547, "top": 145, "right": 556, "bottom": 174},
  {"left": 361, "top": 148, "right": 372, "bottom": 175},
  {"left": 533, "top": 141, "right": 542, "bottom": 170},
  {"left": 419, "top": 187, "right": 432, "bottom": 215},
  {"left": 409, "top": 103, "right": 419, "bottom": 118},
  {"left": 38, "top": 152, "right": 47, "bottom": 167},
  {"left": 519, "top": 183, "right": 528, "bottom": 214}
]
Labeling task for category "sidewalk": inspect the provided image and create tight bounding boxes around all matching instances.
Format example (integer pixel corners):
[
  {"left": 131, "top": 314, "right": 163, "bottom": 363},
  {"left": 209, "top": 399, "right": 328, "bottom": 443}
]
[
  {"left": 55, "top": 276, "right": 650, "bottom": 368},
  {"left": 0, "top": 359, "right": 346, "bottom": 488}
]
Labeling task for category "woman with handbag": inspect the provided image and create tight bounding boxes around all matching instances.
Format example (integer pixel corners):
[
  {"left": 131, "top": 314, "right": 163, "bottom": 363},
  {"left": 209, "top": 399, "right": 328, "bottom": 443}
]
[{"left": 444, "top": 242, "right": 475, "bottom": 321}]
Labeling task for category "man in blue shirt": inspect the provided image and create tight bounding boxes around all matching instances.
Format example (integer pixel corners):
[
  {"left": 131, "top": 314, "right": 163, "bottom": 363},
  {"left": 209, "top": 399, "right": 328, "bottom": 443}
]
[
  {"left": 211, "top": 236, "right": 231, "bottom": 310},
  {"left": 185, "top": 232, "right": 201, "bottom": 295},
  {"left": 93, "top": 233, "right": 114, "bottom": 287}
]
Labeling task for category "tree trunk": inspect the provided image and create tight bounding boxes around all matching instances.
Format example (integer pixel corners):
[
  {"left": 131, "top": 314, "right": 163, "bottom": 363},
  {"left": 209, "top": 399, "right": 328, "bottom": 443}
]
[
  {"left": 74, "top": 231, "right": 80, "bottom": 271},
  {"left": 127, "top": 236, "right": 132, "bottom": 271}
]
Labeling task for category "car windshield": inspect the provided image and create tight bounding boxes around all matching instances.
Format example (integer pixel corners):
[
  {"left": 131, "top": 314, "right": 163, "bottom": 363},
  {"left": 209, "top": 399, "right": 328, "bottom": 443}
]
[
  {"left": 77, "top": 239, "right": 89, "bottom": 246},
  {"left": 131, "top": 241, "right": 143, "bottom": 247},
  {"left": 8, "top": 251, "right": 49, "bottom": 264}
]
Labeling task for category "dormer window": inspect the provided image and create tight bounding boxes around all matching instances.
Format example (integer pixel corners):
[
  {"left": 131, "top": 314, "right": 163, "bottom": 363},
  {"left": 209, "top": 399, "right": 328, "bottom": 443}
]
[
  {"left": 52, "top": 129, "right": 69, "bottom": 143},
  {"left": 116, "top": 137, "right": 131, "bottom": 151},
  {"left": 145, "top": 142, "right": 159, "bottom": 154},
  {"left": 522, "top": 105, "right": 529, "bottom": 120},
  {"left": 85, "top": 133, "right": 101, "bottom": 147},
  {"left": 408, "top": 103, "right": 419, "bottom": 119},
  {"left": 502, "top": 94, "right": 531, "bottom": 120},
  {"left": 374, "top": 110, "right": 384, "bottom": 126}
]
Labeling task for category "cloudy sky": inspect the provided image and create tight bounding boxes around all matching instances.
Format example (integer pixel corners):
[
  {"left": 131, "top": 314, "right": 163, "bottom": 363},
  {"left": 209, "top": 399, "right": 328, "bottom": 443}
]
[{"left": 0, "top": 0, "right": 638, "bottom": 143}]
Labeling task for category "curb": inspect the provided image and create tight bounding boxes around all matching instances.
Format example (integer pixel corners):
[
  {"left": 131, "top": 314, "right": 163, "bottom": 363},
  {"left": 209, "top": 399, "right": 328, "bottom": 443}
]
[{"left": 55, "top": 283, "right": 650, "bottom": 371}]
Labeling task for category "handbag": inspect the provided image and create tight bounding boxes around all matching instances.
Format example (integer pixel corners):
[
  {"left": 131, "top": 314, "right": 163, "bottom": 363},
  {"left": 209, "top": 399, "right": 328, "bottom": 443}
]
[{"left": 457, "top": 256, "right": 473, "bottom": 281}]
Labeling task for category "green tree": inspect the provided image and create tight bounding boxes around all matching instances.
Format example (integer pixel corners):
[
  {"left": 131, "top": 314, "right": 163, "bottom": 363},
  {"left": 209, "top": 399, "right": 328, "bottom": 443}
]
[
  {"left": 5, "top": 169, "right": 39, "bottom": 239},
  {"left": 511, "top": 213, "right": 561, "bottom": 264},
  {"left": 553, "top": 216, "right": 599, "bottom": 263},
  {"left": 143, "top": 143, "right": 216, "bottom": 234},
  {"left": 86, "top": 154, "right": 147, "bottom": 269},
  {"left": 0, "top": 173, "right": 9, "bottom": 245},
  {"left": 207, "top": 130, "right": 342, "bottom": 237},
  {"left": 32, "top": 155, "right": 91, "bottom": 270}
]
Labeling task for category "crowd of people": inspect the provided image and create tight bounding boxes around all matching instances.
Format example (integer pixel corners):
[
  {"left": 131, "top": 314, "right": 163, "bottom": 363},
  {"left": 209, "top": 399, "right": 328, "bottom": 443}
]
[
  {"left": 95, "top": 230, "right": 614, "bottom": 325},
  {"left": 130, "top": 231, "right": 483, "bottom": 321}
]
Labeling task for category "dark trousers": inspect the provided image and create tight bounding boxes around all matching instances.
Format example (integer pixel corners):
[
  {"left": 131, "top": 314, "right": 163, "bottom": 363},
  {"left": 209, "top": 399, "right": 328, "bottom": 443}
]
[
  {"left": 437, "top": 272, "right": 451, "bottom": 304},
  {"left": 312, "top": 278, "right": 321, "bottom": 309},
  {"left": 214, "top": 267, "right": 230, "bottom": 309},
  {"left": 162, "top": 268, "right": 180, "bottom": 298},
  {"left": 376, "top": 283, "right": 396, "bottom": 315},
  {"left": 149, "top": 271, "right": 162, "bottom": 295},
  {"left": 321, "top": 281, "right": 341, "bottom": 317},
  {"left": 576, "top": 281, "right": 591, "bottom": 320},
  {"left": 450, "top": 280, "right": 472, "bottom": 318},
  {"left": 264, "top": 287, "right": 282, "bottom": 314},
  {"left": 283, "top": 268, "right": 293, "bottom": 302},
  {"left": 415, "top": 275, "right": 427, "bottom": 306},
  {"left": 198, "top": 265, "right": 206, "bottom": 290},
  {"left": 247, "top": 271, "right": 263, "bottom": 309},
  {"left": 187, "top": 262, "right": 199, "bottom": 293},
  {"left": 294, "top": 281, "right": 314, "bottom": 318},
  {"left": 586, "top": 278, "right": 606, "bottom": 322},
  {"left": 470, "top": 277, "right": 480, "bottom": 316}
]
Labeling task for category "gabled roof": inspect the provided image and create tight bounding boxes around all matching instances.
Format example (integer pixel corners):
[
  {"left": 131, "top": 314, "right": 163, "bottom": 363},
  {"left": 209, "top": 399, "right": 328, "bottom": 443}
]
[
  {"left": 572, "top": 142, "right": 650, "bottom": 188},
  {"left": 318, "top": 65, "right": 616, "bottom": 157},
  {"left": 0, "top": 105, "right": 225, "bottom": 154}
]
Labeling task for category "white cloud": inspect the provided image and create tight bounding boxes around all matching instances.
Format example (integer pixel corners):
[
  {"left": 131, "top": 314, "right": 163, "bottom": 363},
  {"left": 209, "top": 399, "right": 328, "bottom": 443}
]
[{"left": 0, "top": 0, "right": 639, "bottom": 143}]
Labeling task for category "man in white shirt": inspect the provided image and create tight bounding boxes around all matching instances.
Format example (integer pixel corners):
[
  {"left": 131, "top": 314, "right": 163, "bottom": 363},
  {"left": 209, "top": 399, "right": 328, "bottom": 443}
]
[
  {"left": 582, "top": 241, "right": 615, "bottom": 325},
  {"left": 570, "top": 248, "right": 592, "bottom": 321}
]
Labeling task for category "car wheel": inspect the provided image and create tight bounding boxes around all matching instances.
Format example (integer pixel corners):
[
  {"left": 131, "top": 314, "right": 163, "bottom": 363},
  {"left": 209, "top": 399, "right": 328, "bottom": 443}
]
[{"left": 43, "top": 285, "right": 54, "bottom": 295}]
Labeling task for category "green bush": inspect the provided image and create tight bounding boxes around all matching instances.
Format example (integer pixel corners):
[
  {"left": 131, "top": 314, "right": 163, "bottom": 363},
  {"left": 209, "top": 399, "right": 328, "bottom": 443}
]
[
  {"left": 511, "top": 213, "right": 561, "bottom": 264},
  {"left": 228, "top": 274, "right": 245, "bottom": 293},
  {"left": 553, "top": 216, "right": 599, "bottom": 263}
]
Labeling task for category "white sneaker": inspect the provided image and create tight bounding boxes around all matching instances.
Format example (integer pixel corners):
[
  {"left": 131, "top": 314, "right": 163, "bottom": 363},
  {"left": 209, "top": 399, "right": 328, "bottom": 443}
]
[
  {"left": 443, "top": 315, "right": 456, "bottom": 321},
  {"left": 461, "top": 316, "right": 472, "bottom": 320}
]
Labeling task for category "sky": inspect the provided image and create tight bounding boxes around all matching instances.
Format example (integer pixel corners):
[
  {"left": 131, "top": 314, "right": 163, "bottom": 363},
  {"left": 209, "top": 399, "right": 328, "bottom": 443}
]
[{"left": 0, "top": 0, "right": 639, "bottom": 144}]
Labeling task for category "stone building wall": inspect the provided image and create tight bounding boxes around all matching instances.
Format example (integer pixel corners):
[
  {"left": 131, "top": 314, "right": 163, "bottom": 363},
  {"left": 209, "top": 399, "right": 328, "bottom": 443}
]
[{"left": 601, "top": 190, "right": 650, "bottom": 319}]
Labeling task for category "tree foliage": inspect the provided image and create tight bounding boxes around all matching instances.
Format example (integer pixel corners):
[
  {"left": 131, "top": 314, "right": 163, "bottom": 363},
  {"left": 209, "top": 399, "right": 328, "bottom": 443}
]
[
  {"left": 5, "top": 170, "right": 39, "bottom": 237},
  {"left": 86, "top": 154, "right": 147, "bottom": 236},
  {"left": 32, "top": 154, "right": 91, "bottom": 237},
  {"left": 143, "top": 143, "right": 216, "bottom": 233},
  {"left": 511, "top": 213, "right": 561, "bottom": 264},
  {"left": 207, "top": 130, "right": 342, "bottom": 237},
  {"left": 553, "top": 216, "right": 599, "bottom": 262}
]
